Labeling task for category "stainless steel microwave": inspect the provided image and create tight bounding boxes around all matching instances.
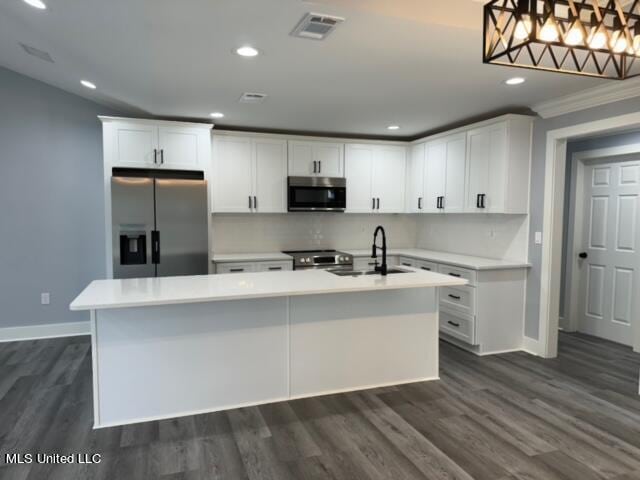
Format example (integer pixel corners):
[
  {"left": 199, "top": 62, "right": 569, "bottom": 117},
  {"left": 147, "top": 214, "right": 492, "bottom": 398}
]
[{"left": 288, "top": 176, "right": 346, "bottom": 212}]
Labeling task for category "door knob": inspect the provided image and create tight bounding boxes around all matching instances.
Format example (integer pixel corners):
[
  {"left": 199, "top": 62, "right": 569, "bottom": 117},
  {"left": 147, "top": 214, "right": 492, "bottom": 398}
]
[{"left": 579, "top": 252, "right": 588, "bottom": 259}]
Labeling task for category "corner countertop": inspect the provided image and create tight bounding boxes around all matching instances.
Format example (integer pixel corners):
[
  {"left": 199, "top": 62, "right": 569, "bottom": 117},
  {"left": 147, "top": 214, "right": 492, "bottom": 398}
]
[
  {"left": 344, "top": 248, "right": 531, "bottom": 271},
  {"left": 70, "top": 268, "right": 466, "bottom": 311},
  {"left": 212, "top": 248, "right": 530, "bottom": 271}
]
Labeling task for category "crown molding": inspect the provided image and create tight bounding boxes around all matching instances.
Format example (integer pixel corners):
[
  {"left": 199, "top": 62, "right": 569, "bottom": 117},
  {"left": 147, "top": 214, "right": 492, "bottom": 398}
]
[{"left": 532, "top": 78, "right": 640, "bottom": 119}]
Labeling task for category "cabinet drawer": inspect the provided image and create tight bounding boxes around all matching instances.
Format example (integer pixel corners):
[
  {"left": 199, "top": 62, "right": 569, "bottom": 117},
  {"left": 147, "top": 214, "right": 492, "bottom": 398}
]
[
  {"left": 439, "top": 285, "right": 476, "bottom": 316},
  {"left": 437, "top": 264, "right": 476, "bottom": 286},
  {"left": 399, "top": 257, "right": 416, "bottom": 268},
  {"left": 439, "top": 309, "right": 476, "bottom": 345},
  {"left": 216, "top": 262, "right": 255, "bottom": 274},
  {"left": 256, "top": 261, "right": 293, "bottom": 272},
  {"left": 415, "top": 260, "right": 438, "bottom": 272}
]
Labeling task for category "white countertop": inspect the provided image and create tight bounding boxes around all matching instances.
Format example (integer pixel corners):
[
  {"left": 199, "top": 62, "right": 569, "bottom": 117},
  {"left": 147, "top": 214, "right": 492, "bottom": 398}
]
[
  {"left": 212, "top": 252, "right": 292, "bottom": 263},
  {"left": 70, "top": 268, "right": 466, "bottom": 311},
  {"left": 212, "top": 248, "right": 530, "bottom": 271},
  {"left": 344, "top": 248, "right": 531, "bottom": 270}
]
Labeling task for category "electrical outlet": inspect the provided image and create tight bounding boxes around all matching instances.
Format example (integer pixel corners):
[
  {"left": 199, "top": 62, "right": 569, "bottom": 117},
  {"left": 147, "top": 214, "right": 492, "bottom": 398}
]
[
  {"left": 535, "top": 232, "right": 543, "bottom": 245},
  {"left": 41, "top": 292, "right": 50, "bottom": 305}
]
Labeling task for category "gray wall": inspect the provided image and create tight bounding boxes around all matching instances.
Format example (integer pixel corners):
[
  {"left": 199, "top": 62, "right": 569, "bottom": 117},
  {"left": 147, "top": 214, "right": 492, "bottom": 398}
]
[
  {"left": 525, "top": 97, "right": 640, "bottom": 339},
  {"left": 0, "top": 66, "right": 119, "bottom": 329}
]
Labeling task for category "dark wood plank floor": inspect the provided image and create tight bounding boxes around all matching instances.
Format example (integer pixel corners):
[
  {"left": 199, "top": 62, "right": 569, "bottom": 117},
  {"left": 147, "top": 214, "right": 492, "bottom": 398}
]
[{"left": 0, "top": 332, "right": 639, "bottom": 480}]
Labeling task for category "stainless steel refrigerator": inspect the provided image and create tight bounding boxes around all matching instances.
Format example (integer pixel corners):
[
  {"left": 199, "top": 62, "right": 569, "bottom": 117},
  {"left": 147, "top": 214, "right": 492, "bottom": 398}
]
[{"left": 111, "top": 168, "right": 208, "bottom": 279}]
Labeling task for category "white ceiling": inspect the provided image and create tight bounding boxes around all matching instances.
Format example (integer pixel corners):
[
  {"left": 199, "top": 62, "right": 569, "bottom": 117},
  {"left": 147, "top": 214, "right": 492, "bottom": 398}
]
[{"left": 0, "top": 0, "right": 607, "bottom": 137}]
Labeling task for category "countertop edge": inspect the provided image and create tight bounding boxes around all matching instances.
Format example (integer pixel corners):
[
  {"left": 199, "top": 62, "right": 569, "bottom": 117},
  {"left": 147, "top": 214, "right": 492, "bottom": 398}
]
[{"left": 70, "top": 276, "right": 467, "bottom": 311}]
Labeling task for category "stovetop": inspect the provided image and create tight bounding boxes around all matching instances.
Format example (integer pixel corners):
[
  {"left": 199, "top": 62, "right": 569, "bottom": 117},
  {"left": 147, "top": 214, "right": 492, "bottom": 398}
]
[{"left": 282, "top": 249, "right": 353, "bottom": 269}]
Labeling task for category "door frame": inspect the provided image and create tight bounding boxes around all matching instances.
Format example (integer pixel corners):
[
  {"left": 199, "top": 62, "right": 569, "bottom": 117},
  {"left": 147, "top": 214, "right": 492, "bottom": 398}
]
[
  {"left": 540, "top": 112, "right": 640, "bottom": 358},
  {"left": 565, "top": 146, "right": 640, "bottom": 337}
]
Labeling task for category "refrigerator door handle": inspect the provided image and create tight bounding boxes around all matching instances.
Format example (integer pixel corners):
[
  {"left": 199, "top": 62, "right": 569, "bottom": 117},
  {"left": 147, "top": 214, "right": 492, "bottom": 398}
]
[{"left": 151, "top": 230, "right": 160, "bottom": 264}]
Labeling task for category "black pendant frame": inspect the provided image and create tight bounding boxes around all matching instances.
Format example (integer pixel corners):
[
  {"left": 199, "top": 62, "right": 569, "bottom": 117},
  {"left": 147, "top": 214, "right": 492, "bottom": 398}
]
[{"left": 483, "top": 0, "right": 640, "bottom": 80}]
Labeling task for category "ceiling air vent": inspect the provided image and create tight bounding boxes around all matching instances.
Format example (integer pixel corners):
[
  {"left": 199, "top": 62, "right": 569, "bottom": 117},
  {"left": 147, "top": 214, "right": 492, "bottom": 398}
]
[
  {"left": 291, "top": 12, "right": 345, "bottom": 40},
  {"left": 239, "top": 92, "right": 268, "bottom": 104},
  {"left": 19, "top": 43, "right": 54, "bottom": 63}
]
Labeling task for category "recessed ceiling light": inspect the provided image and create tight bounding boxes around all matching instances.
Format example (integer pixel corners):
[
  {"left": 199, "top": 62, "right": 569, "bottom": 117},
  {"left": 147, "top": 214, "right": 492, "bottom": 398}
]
[
  {"left": 236, "top": 46, "right": 260, "bottom": 57},
  {"left": 505, "top": 77, "right": 526, "bottom": 86},
  {"left": 23, "top": 0, "right": 46, "bottom": 9},
  {"left": 80, "top": 80, "right": 96, "bottom": 90},
  {"left": 387, "top": 125, "right": 400, "bottom": 131},
  {"left": 210, "top": 112, "right": 224, "bottom": 119}
]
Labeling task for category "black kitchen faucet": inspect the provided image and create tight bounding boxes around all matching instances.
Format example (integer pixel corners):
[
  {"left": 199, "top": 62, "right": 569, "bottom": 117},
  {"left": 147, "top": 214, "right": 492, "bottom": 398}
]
[{"left": 371, "top": 225, "right": 387, "bottom": 276}]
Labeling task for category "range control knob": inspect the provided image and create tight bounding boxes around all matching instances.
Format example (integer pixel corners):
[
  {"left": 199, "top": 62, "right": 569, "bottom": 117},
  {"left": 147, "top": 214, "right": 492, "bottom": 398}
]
[
  {"left": 306, "top": 257, "right": 312, "bottom": 263},
  {"left": 300, "top": 258, "right": 306, "bottom": 264}
]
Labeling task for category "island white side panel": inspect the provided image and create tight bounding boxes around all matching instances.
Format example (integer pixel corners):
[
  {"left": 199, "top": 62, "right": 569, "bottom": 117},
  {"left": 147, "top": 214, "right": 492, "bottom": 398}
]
[
  {"left": 95, "top": 298, "right": 288, "bottom": 427},
  {"left": 289, "top": 288, "right": 438, "bottom": 397}
]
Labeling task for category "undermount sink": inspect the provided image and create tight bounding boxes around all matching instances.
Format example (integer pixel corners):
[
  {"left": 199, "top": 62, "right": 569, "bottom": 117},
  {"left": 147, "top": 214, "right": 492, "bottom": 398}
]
[{"left": 329, "top": 268, "right": 411, "bottom": 277}]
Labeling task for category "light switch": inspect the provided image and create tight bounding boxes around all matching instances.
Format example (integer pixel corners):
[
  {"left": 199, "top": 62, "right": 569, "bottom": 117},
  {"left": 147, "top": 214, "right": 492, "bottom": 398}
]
[
  {"left": 535, "top": 231, "right": 542, "bottom": 245},
  {"left": 41, "top": 292, "right": 50, "bottom": 305}
]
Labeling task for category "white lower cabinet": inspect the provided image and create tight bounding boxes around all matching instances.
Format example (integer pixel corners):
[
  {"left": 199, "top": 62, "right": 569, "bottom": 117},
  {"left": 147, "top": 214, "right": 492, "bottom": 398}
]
[
  {"left": 399, "top": 256, "right": 526, "bottom": 355},
  {"left": 215, "top": 260, "right": 292, "bottom": 274}
]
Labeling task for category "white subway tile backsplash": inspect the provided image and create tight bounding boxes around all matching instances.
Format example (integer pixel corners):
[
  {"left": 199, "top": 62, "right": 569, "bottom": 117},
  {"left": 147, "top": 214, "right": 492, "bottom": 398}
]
[{"left": 211, "top": 213, "right": 529, "bottom": 263}]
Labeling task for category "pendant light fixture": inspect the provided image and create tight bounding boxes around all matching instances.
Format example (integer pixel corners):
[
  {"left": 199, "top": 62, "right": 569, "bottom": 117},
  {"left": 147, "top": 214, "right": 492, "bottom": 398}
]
[{"left": 484, "top": 0, "right": 640, "bottom": 79}]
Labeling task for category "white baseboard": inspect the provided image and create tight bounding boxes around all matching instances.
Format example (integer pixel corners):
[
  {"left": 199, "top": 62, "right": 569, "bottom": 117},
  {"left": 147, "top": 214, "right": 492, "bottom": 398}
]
[
  {"left": 0, "top": 321, "right": 90, "bottom": 343},
  {"left": 522, "top": 335, "right": 542, "bottom": 356}
]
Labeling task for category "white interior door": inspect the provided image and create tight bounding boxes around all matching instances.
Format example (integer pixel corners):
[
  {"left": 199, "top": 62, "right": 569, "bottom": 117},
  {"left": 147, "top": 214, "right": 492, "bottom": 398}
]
[{"left": 578, "top": 159, "right": 640, "bottom": 346}]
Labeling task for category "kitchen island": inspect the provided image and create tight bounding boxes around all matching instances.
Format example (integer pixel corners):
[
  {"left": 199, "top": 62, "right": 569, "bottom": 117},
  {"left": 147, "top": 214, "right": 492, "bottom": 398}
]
[{"left": 71, "top": 268, "right": 466, "bottom": 428}]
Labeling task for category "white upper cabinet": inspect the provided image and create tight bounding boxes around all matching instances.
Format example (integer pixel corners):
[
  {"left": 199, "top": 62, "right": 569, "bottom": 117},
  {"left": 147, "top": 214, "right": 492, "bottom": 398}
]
[
  {"left": 442, "top": 133, "right": 467, "bottom": 213},
  {"left": 406, "top": 143, "right": 425, "bottom": 213},
  {"left": 111, "top": 122, "right": 159, "bottom": 168},
  {"left": 421, "top": 133, "right": 466, "bottom": 214},
  {"left": 465, "top": 117, "right": 531, "bottom": 214},
  {"left": 373, "top": 146, "right": 406, "bottom": 213},
  {"left": 253, "top": 139, "right": 288, "bottom": 213},
  {"left": 101, "top": 117, "right": 210, "bottom": 171},
  {"left": 212, "top": 135, "right": 287, "bottom": 214},
  {"left": 288, "top": 140, "right": 344, "bottom": 177},
  {"left": 212, "top": 136, "right": 254, "bottom": 213},
  {"left": 345, "top": 144, "right": 376, "bottom": 213},
  {"left": 345, "top": 144, "right": 406, "bottom": 213},
  {"left": 157, "top": 126, "right": 201, "bottom": 170},
  {"left": 423, "top": 141, "right": 446, "bottom": 213}
]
